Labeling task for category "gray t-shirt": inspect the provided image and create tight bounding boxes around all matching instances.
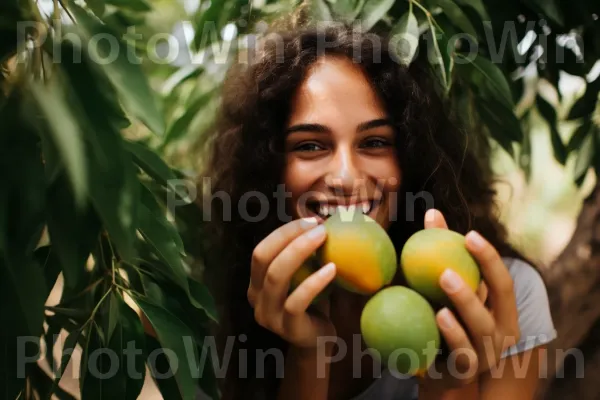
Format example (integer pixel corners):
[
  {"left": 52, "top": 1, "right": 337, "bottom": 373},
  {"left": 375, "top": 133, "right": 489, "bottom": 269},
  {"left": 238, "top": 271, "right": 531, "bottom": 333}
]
[{"left": 351, "top": 257, "right": 558, "bottom": 400}]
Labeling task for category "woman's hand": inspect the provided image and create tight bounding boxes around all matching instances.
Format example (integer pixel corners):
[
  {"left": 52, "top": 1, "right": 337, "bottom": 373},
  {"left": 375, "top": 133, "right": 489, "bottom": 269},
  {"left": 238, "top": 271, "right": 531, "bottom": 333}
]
[
  {"left": 247, "top": 217, "right": 338, "bottom": 349},
  {"left": 418, "top": 209, "right": 521, "bottom": 392}
]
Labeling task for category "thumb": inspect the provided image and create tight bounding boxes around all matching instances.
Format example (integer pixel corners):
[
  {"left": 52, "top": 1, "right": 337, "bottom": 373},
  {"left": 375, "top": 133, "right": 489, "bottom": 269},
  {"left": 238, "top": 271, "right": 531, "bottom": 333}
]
[{"left": 424, "top": 209, "right": 449, "bottom": 229}]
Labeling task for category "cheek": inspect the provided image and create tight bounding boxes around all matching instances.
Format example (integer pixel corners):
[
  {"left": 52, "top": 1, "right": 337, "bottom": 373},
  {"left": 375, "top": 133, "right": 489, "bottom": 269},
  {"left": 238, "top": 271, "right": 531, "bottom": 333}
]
[
  {"left": 369, "top": 157, "right": 402, "bottom": 189},
  {"left": 283, "top": 160, "right": 320, "bottom": 207}
]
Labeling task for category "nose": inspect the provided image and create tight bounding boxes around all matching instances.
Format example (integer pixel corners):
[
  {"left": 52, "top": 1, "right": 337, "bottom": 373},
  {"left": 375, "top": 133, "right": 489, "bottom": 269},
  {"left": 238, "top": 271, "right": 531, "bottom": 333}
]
[{"left": 324, "top": 144, "right": 365, "bottom": 197}]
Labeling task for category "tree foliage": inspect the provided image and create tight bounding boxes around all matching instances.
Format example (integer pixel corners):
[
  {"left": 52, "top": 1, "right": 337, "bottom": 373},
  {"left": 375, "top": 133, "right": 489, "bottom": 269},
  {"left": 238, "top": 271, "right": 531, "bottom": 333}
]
[{"left": 0, "top": 0, "right": 599, "bottom": 399}]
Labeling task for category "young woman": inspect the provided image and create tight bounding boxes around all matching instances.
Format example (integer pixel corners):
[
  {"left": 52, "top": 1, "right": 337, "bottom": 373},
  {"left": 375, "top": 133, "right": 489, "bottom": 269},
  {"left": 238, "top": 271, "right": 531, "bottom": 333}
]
[{"left": 199, "top": 18, "right": 557, "bottom": 400}]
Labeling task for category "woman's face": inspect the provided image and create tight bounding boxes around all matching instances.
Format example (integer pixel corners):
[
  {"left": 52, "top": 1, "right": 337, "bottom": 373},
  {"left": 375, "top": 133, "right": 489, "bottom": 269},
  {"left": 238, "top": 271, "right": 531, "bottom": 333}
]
[{"left": 283, "top": 56, "right": 402, "bottom": 230}]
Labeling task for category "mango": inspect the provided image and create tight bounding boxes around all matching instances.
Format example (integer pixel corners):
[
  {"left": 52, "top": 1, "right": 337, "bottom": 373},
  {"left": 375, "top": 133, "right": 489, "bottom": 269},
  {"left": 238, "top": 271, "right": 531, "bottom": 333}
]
[
  {"left": 400, "top": 228, "right": 480, "bottom": 306},
  {"left": 360, "top": 286, "right": 440, "bottom": 375},
  {"left": 317, "top": 209, "right": 397, "bottom": 295}
]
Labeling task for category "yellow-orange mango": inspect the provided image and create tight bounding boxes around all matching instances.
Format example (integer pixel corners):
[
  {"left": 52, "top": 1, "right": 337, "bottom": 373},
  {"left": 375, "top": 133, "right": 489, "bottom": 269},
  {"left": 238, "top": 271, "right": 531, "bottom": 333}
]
[
  {"left": 400, "top": 228, "right": 480, "bottom": 305},
  {"left": 317, "top": 209, "right": 397, "bottom": 295}
]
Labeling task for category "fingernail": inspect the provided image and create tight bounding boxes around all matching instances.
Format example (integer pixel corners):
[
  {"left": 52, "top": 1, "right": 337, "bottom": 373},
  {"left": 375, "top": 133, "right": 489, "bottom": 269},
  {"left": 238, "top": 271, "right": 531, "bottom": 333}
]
[
  {"left": 466, "top": 230, "right": 485, "bottom": 250},
  {"left": 300, "top": 217, "right": 319, "bottom": 229},
  {"left": 307, "top": 224, "right": 326, "bottom": 239},
  {"left": 440, "top": 268, "right": 463, "bottom": 293},
  {"left": 425, "top": 209, "right": 436, "bottom": 223},
  {"left": 437, "top": 308, "right": 455, "bottom": 330},
  {"left": 319, "top": 262, "right": 336, "bottom": 276}
]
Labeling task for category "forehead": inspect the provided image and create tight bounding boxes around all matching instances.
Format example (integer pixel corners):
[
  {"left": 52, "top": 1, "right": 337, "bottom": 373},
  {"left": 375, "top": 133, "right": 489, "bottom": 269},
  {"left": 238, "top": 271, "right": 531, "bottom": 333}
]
[{"left": 287, "top": 56, "right": 387, "bottom": 125}]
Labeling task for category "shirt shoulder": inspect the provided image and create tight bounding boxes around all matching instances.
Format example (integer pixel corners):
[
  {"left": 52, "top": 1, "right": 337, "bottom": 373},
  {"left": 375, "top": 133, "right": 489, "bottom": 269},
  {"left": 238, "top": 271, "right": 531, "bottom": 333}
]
[{"left": 500, "top": 257, "right": 557, "bottom": 358}]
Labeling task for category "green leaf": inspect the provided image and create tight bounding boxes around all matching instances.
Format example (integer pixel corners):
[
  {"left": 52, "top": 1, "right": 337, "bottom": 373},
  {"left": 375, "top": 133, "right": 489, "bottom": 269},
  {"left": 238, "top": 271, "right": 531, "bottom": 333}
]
[
  {"left": 329, "top": 0, "right": 362, "bottom": 22},
  {"left": 567, "top": 77, "right": 600, "bottom": 120},
  {"left": 137, "top": 183, "right": 187, "bottom": 286},
  {"left": 29, "top": 81, "right": 88, "bottom": 206},
  {"left": 567, "top": 120, "right": 592, "bottom": 153},
  {"left": 88, "top": 151, "right": 139, "bottom": 263},
  {"left": 34, "top": 246, "right": 62, "bottom": 298},
  {"left": 525, "top": 0, "right": 564, "bottom": 26},
  {"left": 133, "top": 296, "right": 199, "bottom": 400},
  {"left": 312, "top": 0, "right": 333, "bottom": 21},
  {"left": 432, "top": 15, "right": 459, "bottom": 93},
  {"left": 58, "top": 37, "right": 131, "bottom": 133},
  {"left": 475, "top": 99, "right": 523, "bottom": 154},
  {"left": 162, "top": 65, "right": 204, "bottom": 96},
  {"left": 124, "top": 140, "right": 189, "bottom": 200},
  {"left": 44, "top": 315, "right": 63, "bottom": 373},
  {"left": 136, "top": 273, "right": 218, "bottom": 397},
  {"left": 46, "top": 306, "right": 89, "bottom": 321},
  {"left": 46, "top": 173, "right": 101, "bottom": 291},
  {"left": 83, "top": 0, "right": 106, "bottom": 17},
  {"left": 192, "top": 0, "right": 243, "bottom": 52},
  {"left": 163, "top": 90, "right": 216, "bottom": 147},
  {"left": 56, "top": 38, "right": 140, "bottom": 263},
  {"left": 429, "top": 0, "right": 478, "bottom": 39},
  {"left": 0, "top": 95, "right": 48, "bottom": 337},
  {"left": 144, "top": 334, "right": 182, "bottom": 399},
  {"left": 68, "top": 3, "right": 165, "bottom": 135},
  {"left": 58, "top": 329, "right": 82, "bottom": 380},
  {"left": 536, "top": 94, "right": 567, "bottom": 164},
  {"left": 44, "top": 313, "right": 80, "bottom": 383},
  {"left": 89, "top": 295, "right": 146, "bottom": 400},
  {"left": 28, "top": 363, "right": 77, "bottom": 400},
  {"left": 426, "top": 23, "right": 451, "bottom": 91},
  {"left": 454, "top": 0, "right": 489, "bottom": 21},
  {"left": 574, "top": 130, "right": 594, "bottom": 186},
  {"left": 389, "top": 8, "right": 420, "bottom": 65},
  {"left": 116, "top": 298, "right": 147, "bottom": 400},
  {"left": 359, "top": 0, "right": 395, "bottom": 31},
  {"left": 188, "top": 278, "right": 219, "bottom": 323},
  {"left": 80, "top": 324, "right": 106, "bottom": 400},
  {"left": 455, "top": 53, "right": 514, "bottom": 110},
  {"left": 594, "top": 126, "right": 600, "bottom": 181},
  {"left": 106, "top": 292, "right": 120, "bottom": 343},
  {"left": 1, "top": 257, "right": 46, "bottom": 400},
  {"left": 137, "top": 184, "right": 215, "bottom": 314},
  {"left": 104, "top": 0, "right": 151, "bottom": 12},
  {"left": 3, "top": 258, "right": 47, "bottom": 337}
]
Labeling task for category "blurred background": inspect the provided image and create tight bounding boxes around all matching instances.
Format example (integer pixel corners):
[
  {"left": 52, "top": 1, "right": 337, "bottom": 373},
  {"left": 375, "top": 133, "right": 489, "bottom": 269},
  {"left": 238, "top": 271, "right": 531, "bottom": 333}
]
[{"left": 1, "top": 0, "right": 600, "bottom": 399}]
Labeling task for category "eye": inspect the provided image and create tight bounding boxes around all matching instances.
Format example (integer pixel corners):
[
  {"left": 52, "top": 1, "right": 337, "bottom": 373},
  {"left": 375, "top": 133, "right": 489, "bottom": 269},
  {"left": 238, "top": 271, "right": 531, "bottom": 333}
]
[
  {"left": 294, "top": 142, "right": 325, "bottom": 152},
  {"left": 362, "top": 137, "right": 392, "bottom": 149}
]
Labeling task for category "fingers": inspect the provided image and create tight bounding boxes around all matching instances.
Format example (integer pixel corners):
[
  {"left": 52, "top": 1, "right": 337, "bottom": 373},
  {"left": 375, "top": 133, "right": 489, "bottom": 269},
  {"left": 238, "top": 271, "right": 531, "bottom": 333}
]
[
  {"left": 476, "top": 281, "right": 488, "bottom": 305},
  {"left": 424, "top": 208, "right": 449, "bottom": 229},
  {"left": 253, "top": 223, "right": 327, "bottom": 333},
  {"left": 439, "top": 269, "right": 496, "bottom": 349},
  {"left": 284, "top": 262, "right": 336, "bottom": 315},
  {"left": 436, "top": 307, "right": 479, "bottom": 380},
  {"left": 250, "top": 217, "right": 320, "bottom": 291},
  {"left": 260, "top": 224, "right": 328, "bottom": 320},
  {"left": 464, "top": 231, "right": 519, "bottom": 339}
]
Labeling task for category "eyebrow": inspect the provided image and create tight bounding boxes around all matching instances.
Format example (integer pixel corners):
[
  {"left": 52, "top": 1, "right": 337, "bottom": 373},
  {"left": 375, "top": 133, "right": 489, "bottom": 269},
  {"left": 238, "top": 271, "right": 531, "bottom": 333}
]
[{"left": 285, "top": 118, "right": 392, "bottom": 135}]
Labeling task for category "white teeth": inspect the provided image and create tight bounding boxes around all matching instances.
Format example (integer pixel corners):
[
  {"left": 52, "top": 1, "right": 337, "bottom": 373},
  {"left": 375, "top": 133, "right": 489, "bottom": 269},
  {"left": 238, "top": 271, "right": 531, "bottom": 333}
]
[
  {"left": 362, "top": 201, "right": 370, "bottom": 214},
  {"left": 314, "top": 201, "right": 375, "bottom": 218},
  {"left": 318, "top": 205, "right": 326, "bottom": 218}
]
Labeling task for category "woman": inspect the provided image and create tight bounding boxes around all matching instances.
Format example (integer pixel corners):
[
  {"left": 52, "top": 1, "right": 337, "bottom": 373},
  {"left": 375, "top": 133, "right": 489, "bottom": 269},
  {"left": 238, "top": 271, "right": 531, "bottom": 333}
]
[{"left": 199, "top": 17, "right": 556, "bottom": 400}]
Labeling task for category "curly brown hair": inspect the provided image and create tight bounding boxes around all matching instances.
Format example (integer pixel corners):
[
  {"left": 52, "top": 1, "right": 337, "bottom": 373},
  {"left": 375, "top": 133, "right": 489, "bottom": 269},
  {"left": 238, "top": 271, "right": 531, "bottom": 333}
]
[{"left": 197, "top": 18, "right": 523, "bottom": 400}]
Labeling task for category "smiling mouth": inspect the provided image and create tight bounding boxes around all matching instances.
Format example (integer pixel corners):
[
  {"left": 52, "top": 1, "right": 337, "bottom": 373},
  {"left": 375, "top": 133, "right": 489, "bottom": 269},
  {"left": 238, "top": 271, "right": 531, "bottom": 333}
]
[{"left": 306, "top": 199, "right": 382, "bottom": 220}]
